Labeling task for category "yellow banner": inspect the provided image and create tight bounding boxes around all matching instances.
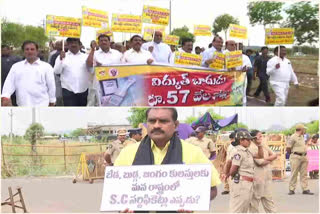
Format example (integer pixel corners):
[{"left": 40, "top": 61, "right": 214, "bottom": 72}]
[
  {"left": 265, "top": 28, "right": 294, "bottom": 45},
  {"left": 229, "top": 24, "right": 247, "bottom": 39},
  {"left": 163, "top": 35, "right": 179, "bottom": 46},
  {"left": 143, "top": 26, "right": 166, "bottom": 41},
  {"left": 46, "top": 15, "right": 81, "bottom": 38},
  {"left": 174, "top": 52, "right": 202, "bottom": 66},
  {"left": 225, "top": 51, "right": 242, "bottom": 69},
  {"left": 96, "top": 28, "right": 113, "bottom": 42},
  {"left": 209, "top": 52, "right": 225, "bottom": 70},
  {"left": 82, "top": 6, "right": 109, "bottom": 28},
  {"left": 194, "top": 25, "right": 212, "bottom": 36},
  {"left": 111, "top": 14, "right": 142, "bottom": 33},
  {"left": 142, "top": 5, "right": 170, "bottom": 26}
]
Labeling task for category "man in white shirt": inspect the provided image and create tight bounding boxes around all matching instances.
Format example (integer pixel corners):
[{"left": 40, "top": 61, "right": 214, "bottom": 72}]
[
  {"left": 141, "top": 31, "right": 171, "bottom": 64},
  {"left": 54, "top": 38, "right": 91, "bottom": 106},
  {"left": 224, "top": 40, "right": 252, "bottom": 106},
  {"left": 201, "top": 36, "right": 223, "bottom": 67},
  {"left": 170, "top": 38, "right": 194, "bottom": 64},
  {"left": 86, "top": 34, "right": 123, "bottom": 106},
  {"left": 266, "top": 46, "right": 298, "bottom": 106},
  {"left": 1, "top": 41, "right": 56, "bottom": 107},
  {"left": 122, "top": 35, "right": 154, "bottom": 65}
]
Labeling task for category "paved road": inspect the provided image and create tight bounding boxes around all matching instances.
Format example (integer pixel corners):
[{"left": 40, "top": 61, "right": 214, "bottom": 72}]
[{"left": 1, "top": 173, "right": 318, "bottom": 213}]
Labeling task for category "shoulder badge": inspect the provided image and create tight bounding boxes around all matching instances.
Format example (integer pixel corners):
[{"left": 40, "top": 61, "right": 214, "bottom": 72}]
[{"left": 234, "top": 154, "right": 241, "bottom": 160}]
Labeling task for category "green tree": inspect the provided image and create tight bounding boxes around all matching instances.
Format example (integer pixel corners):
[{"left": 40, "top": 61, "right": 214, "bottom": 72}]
[
  {"left": 1, "top": 18, "right": 49, "bottom": 49},
  {"left": 247, "top": 2, "right": 284, "bottom": 28},
  {"left": 171, "top": 26, "right": 195, "bottom": 45},
  {"left": 184, "top": 116, "right": 198, "bottom": 124},
  {"left": 127, "top": 108, "right": 148, "bottom": 128},
  {"left": 306, "top": 120, "right": 319, "bottom": 134},
  {"left": 25, "top": 123, "right": 44, "bottom": 153},
  {"left": 212, "top": 14, "right": 239, "bottom": 41},
  {"left": 283, "top": 2, "right": 319, "bottom": 45},
  {"left": 70, "top": 128, "right": 86, "bottom": 137}
]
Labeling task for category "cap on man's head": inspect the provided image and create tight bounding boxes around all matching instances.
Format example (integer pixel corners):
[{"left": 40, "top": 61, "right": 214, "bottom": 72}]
[
  {"left": 296, "top": 123, "right": 307, "bottom": 130},
  {"left": 128, "top": 128, "right": 142, "bottom": 135},
  {"left": 235, "top": 131, "right": 253, "bottom": 141},
  {"left": 195, "top": 126, "right": 206, "bottom": 133},
  {"left": 117, "top": 128, "right": 127, "bottom": 136}
]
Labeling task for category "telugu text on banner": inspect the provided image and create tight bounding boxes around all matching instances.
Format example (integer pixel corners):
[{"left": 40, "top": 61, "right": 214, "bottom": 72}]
[{"left": 94, "top": 64, "right": 246, "bottom": 106}]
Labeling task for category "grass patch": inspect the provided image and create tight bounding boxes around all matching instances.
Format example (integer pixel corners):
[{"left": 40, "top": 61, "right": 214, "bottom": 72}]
[
  {"left": 288, "top": 56, "right": 319, "bottom": 74},
  {"left": 1, "top": 138, "right": 108, "bottom": 178}
]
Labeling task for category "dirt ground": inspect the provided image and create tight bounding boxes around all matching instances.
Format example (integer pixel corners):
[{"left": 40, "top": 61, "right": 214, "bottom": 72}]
[
  {"left": 1, "top": 173, "right": 318, "bottom": 213},
  {"left": 247, "top": 72, "right": 318, "bottom": 106}
]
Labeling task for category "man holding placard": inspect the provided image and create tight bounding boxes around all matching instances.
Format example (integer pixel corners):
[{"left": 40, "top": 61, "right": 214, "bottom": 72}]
[
  {"left": 169, "top": 38, "right": 197, "bottom": 65},
  {"left": 122, "top": 35, "right": 154, "bottom": 65},
  {"left": 54, "top": 38, "right": 91, "bottom": 106},
  {"left": 266, "top": 46, "right": 298, "bottom": 106},
  {"left": 86, "top": 34, "right": 122, "bottom": 106},
  {"left": 114, "top": 108, "right": 221, "bottom": 212},
  {"left": 201, "top": 36, "right": 223, "bottom": 67},
  {"left": 142, "top": 31, "right": 172, "bottom": 64}
]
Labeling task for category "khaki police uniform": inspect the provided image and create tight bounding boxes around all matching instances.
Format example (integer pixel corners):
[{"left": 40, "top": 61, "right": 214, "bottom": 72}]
[
  {"left": 288, "top": 133, "right": 309, "bottom": 191},
  {"left": 126, "top": 138, "right": 138, "bottom": 146},
  {"left": 190, "top": 137, "right": 216, "bottom": 158},
  {"left": 249, "top": 142, "right": 276, "bottom": 213},
  {"left": 223, "top": 142, "right": 236, "bottom": 192},
  {"left": 229, "top": 131, "right": 255, "bottom": 213},
  {"left": 106, "top": 139, "right": 126, "bottom": 163}
]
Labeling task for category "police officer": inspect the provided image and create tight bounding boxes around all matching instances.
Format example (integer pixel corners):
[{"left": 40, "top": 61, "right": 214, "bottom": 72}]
[
  {"left": 104, "top": 128, "right": 128, "bottom": 166},
  {"left": 287, "top": 124, "right": 314, "bottom": 195},
  {"left": 190, "top": 126, "right": 216, "bottom": 159},
  {"left": 127, "top": 128, "right": 142, "bottom": 145},
  {"left": 221, "top": 132, "right": 237, "bottom": 195},
  {"left": 229, "top": 130, "right": 264, "bottom": 213},
  {"left": 249, "top": 130, "right": 277, "bottom": 213}
]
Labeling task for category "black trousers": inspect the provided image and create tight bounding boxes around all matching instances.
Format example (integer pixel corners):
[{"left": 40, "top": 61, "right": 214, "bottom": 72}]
[
  {"left": 62, "top": 88, "right": 88, "bottom": 106},
  {"left": 246, "top": 71, "right": 253, "bottom": 95},
  {"left": 254, "top": 75, "right": 270, "bottom": 99}
]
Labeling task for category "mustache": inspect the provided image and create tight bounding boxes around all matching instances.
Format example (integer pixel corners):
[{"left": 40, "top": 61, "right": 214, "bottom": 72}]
[{"left": 151, "top": 128, "right": 164, "bottom": 134}]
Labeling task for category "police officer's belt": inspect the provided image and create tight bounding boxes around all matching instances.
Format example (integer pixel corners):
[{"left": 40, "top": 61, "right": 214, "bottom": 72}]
[
  {"left": 241, "top": 176, "right": 254, "bottom": 182},
  {"left": 293, "top": 152, "right": 307, "bottom": 156}
]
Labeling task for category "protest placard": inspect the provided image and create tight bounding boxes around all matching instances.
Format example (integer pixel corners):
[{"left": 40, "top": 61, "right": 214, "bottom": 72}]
[
  {"left": 111, "top": 14, "right": 142, "bottom": 33},
  {"left": 100, "top": 164, "right": 211, "bottom": 211},
  {"left": 143, "top": 26, "right": 166, "bottom": 41},
  {"left": 209, "top": 52, "right": 225, "bottom": 70},
  {"left": 95, "top": 64, "right": 246, "bottom": 106},
  {"left": 265, "top": 28, "right": 294, "bottom": 45},
  {"left": 96, "top": 28, "right": 113, "bottom": 42},
  {"left": 225, "top": 51, "right": 243, "bottom": 69},
  {"left": 163, "top": 35, "right": 180, "bottom": 46},
  {"left": 174, "top": 52, "right": 202, "bottom": 67},
  {"left": 194, "top": 25, "right": 212, "bottom": 36},
  {"left": 82, "top": 6, "right": 108, "bottom": 28},
  {"left": 142, "top": 5, "right": 170, "bottom": 25},
  {"left": 46, "top": 15, "right": 81, "bottom": 38},
  {"left": 229, "top": 24, "right": 247, "bottom": 39}
]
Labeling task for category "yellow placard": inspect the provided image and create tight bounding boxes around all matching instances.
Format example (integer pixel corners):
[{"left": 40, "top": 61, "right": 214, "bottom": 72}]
[
  {"left": 111, "top": 14, "right": 142, "bottom": 33},
  {"left": 209, "top": 52, "right": 225, "bottom": 70},
  {"left": 229, "top": 24, "right": 247, "bottom": 39},
  {"left": 46, "top": 15, "right": 81, "bottom": 38},
  {"left": 96, "top": 28, "right": 113, "bottom": 42},
  {"left": 163, "top": 35, "right": 179, "bottom": 46},
  {"left": 265, "top": 28, "right": 294, "bottom": 45},
  {"left": 143, "top": 26, "right": 166, "bottom": 41},
  {"left": 142, "top": 5, "right": 170, "bottom": 26},
  {"left": 225, "top": 51, "right": 242, "bottom": 69},
  {"left": 174, "top": 52, "right": 202, "bottom": 66},
  {"left": 194, "top": 25, "right": 212, "bottom": 36},
  {"left": 82, "top": 6, "right": 109, "bottom": 28}
]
